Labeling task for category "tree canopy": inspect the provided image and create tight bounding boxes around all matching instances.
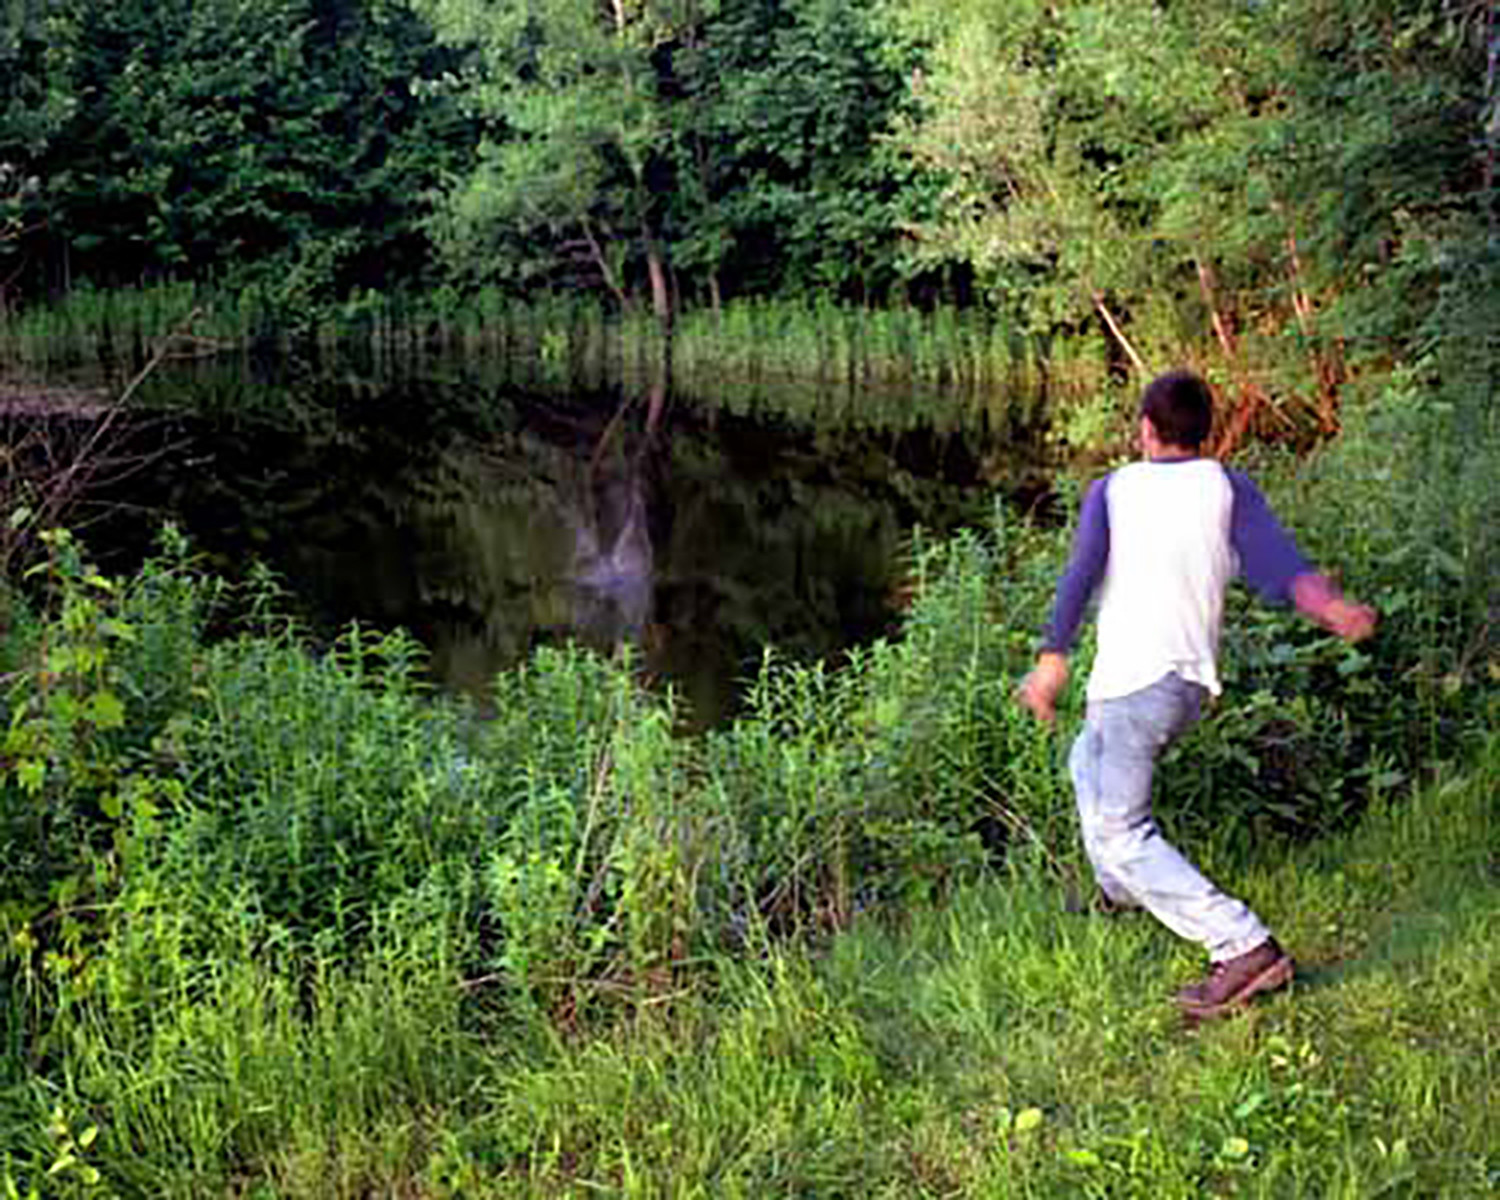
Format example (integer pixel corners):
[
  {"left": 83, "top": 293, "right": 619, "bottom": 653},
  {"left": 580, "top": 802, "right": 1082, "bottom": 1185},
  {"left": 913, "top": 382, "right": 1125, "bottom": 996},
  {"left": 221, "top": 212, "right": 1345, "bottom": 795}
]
[{"left": 0, "top": 0, "right": 1491, "bottom": 402}]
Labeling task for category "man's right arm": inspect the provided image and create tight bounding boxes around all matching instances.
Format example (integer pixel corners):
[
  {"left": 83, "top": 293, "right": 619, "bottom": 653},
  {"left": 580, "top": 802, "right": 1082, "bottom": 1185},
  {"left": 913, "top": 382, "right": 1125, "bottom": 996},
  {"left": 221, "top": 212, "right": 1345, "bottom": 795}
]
[{"left": 1020, "top": 478, "right": 1110, "bottom": 723}]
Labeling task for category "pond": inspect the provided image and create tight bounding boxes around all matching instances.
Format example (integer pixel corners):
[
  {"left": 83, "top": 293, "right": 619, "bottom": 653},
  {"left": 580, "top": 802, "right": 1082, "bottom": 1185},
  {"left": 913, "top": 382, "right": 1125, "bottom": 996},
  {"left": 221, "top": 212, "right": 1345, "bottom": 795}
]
[{"left": 73, "top": 341, "right": 1053, "bottom": 726}]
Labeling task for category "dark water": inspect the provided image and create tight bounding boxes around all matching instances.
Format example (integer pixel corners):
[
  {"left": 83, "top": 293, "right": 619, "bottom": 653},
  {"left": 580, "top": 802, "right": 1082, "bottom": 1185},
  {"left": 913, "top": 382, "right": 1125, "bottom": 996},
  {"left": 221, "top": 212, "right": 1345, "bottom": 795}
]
[{"left": 93, "top": 347, "right": 1050, "bottom": 725}]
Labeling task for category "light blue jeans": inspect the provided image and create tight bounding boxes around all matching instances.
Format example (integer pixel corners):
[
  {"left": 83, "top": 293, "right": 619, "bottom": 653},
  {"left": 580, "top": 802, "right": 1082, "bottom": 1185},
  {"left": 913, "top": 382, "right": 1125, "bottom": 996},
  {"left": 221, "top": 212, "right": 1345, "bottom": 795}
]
[{"left": 1069, "top": 672, "right": 1270, "bottom": 962}]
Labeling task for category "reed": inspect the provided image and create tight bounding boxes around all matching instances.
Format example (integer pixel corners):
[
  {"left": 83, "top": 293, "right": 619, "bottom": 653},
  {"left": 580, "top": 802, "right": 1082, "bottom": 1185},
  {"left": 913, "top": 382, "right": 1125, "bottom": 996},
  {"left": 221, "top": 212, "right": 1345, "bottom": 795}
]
[{"left": 3, "top": 284, "right": 1093, "bottom": 433}]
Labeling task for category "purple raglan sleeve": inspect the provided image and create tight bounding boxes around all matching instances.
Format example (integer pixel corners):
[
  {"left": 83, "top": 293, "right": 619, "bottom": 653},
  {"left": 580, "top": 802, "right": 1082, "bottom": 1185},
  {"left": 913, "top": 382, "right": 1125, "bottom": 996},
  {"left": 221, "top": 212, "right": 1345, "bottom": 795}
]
[
  {"left": 1040, "top": 477, "right": 1110, "bottom": 653},
  {"left": 1226, "top": 469, "right": 1311, "bottom": 603}
]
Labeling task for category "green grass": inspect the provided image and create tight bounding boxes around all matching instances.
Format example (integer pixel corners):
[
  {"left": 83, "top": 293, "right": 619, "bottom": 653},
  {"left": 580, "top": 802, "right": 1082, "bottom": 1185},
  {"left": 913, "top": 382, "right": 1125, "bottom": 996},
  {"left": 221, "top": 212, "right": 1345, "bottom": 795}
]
[
  {"left": 1, "top": 339, "right": 1495, "bottom": 1196},
  {"left": 415, "top": 740, "right": 1499, "bottom": 1198},
  {"left": 40, "top": 734, "right": 1483, "bottom": 1198},
  {"left": 5, "top": 725, "right": 1493, "bottom": 1196}
]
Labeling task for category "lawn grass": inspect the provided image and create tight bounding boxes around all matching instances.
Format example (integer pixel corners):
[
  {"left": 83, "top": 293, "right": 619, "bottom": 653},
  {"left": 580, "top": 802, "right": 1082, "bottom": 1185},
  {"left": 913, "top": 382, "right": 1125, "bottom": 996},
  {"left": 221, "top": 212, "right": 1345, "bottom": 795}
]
[{"left": 377, "top": 736, "right": 1498, "bottom": 1198}]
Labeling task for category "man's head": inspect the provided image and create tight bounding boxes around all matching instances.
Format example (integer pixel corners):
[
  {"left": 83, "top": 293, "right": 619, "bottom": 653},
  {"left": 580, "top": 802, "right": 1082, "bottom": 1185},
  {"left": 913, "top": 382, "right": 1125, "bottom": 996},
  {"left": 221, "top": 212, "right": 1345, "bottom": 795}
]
[{"left": 1139, "top": 369, "right": 1213, "bottom": 454}]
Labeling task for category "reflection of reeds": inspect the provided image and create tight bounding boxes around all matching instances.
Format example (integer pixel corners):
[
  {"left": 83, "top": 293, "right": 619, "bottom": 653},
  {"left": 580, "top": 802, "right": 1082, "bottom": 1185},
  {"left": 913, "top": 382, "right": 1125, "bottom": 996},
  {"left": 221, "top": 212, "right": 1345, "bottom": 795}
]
[{"left": 666, "top": 299, "right": 1116, "bottom": 432}]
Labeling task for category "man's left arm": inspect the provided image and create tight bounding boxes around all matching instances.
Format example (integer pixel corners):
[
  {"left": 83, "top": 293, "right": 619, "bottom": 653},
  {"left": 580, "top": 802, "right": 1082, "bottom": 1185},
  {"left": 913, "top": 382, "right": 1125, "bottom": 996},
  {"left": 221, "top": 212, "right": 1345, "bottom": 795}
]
[{"left": 1227, "top": 470, "right": 1377, "bottom": 642}]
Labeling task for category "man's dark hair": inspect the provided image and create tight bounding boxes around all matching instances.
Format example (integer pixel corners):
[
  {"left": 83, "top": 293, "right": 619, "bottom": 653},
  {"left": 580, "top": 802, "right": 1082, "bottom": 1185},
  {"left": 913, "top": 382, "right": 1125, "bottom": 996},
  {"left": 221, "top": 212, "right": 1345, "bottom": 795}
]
[{"left": 1140, "top": 370, "right": 1214, "bottom": 450}]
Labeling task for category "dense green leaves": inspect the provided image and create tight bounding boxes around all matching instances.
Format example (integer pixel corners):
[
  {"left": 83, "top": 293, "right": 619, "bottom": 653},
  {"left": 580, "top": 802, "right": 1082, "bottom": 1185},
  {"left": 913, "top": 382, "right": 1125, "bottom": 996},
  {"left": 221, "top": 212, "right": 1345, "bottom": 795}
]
[
  {"left": 0, "top": 0, "right": 1493, "bottom": 414},
  {"left": 414, "top": 0, "right": 924, "bottom": 314},
  {"left": 1, "top": 0, "right": 472, "bottom": 302},
  {"left": 889, "top": 0, "right": 1489, "bottom": 438},
  {"left": 670, "top": 0, "right": 924, "bottom": 300},
  {"left": 416, "top": 0, "right": 676, "bottom": 311}
]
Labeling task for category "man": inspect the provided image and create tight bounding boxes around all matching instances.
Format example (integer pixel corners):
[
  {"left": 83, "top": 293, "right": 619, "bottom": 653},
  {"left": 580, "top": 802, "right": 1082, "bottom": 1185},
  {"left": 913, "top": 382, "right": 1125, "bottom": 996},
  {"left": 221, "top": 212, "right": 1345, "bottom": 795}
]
[{"left": 1019, "top": 369, "right": 1376, "bottom": 1019}]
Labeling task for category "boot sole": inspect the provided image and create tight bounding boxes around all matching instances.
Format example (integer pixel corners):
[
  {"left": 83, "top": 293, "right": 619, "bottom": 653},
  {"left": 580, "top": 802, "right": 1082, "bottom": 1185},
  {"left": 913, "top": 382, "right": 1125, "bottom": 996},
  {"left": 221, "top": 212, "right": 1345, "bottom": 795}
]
[{"left": 1177, "top": 954, "right": 1294, "bottom": 1019}]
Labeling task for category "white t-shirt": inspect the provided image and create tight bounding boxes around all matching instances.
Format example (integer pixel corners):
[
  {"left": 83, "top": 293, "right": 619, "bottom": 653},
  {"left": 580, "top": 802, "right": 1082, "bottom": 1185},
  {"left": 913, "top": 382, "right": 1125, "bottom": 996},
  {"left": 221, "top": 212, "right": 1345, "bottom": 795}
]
[
  {"left": 1041, "top": 457, "right": 1311, "bottom": 702},
  {"left": 1089, "top": 459, "right": 1235, "bottom": 699}
]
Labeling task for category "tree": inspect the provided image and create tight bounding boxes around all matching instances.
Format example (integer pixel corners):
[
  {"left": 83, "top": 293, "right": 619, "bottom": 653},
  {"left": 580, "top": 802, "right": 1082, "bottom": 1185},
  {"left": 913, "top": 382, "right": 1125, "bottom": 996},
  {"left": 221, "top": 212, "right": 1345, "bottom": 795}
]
[
  {"left": 889, "top": 1, "right": 1232, "bottom": 369},
  {"left": 414, "top": 0, "right": 927, "bottom": 315},
  {"left": 416, "top": 0, "right": 689, "bottom": 325},
  {"left": 670, "top": 0, "right": 925, "bottom": 303},
  {"left": 0, "top": 0, "right": 73, "bottom": 303},
  {"left": 0, "top": 0, "right": 471, "bottom": 304},
  {"left": 887, "top": 0, "right": 1488, "bottom": 449}
]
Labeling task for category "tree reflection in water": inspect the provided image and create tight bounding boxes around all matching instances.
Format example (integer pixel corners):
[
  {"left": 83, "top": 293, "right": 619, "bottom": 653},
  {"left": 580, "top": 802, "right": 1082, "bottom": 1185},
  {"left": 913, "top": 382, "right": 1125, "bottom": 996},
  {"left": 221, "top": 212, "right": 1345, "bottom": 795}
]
[
  {"left": 566, "top": 378, "right": 665, "bottom": 655},
  {"left": 93, "top": 354, "right": 1023, "bottom": 727}
]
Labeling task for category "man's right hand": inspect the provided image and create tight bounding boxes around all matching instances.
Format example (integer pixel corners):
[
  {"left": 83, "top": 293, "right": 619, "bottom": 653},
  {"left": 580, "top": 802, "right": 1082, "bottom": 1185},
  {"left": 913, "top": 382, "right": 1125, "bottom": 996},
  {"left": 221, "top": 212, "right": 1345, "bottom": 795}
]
[{"left": 1018, "top": 652, "right": 1069, "bottom": 724}]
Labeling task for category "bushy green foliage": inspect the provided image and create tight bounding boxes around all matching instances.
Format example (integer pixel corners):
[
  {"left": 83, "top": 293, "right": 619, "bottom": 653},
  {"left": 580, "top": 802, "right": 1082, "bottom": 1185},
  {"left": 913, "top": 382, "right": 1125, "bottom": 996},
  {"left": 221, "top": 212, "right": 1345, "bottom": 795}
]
[
  {"left": 0, "top": 0, "right": 473, "bottom": 308},
  {"left": 1, "top": 370, "right": 1496, "bottom": 1188},
  {"left": 0, "top": 528, "right": 208, "bottom": 993},
  {"left": 1150, "top": 252, "right": 1500, "bottom": 848}
]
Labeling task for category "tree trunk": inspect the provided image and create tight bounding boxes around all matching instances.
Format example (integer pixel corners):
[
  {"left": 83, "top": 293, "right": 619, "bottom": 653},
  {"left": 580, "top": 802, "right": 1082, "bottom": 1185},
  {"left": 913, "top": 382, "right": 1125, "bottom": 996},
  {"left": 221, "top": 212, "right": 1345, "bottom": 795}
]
[
  {"left": 1090, "top": 290, "right": 1146, "bottom": 377},
  {"left": 643, "top": 222, "right": 672, "bottom": 336},
  {"left": 1281, "top": 228, "right": 1342, "bottom": 434},
  {"left": 582, "top": 220, "right": 628, "bottom": 309},
  {"left": 1194, "top": 257, "right": 1270, "bottom": 459}
]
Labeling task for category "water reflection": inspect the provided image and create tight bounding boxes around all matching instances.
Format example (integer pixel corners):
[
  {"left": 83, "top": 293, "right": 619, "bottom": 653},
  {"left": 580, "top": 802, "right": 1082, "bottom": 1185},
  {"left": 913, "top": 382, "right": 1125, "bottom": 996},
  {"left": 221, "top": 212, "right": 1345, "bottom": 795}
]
[
  {"left": 101, "top": 352, "right": 1039, "bottom": 725},
  {"left": 566, "top": 381, "right": 664, "bottom": 655}
]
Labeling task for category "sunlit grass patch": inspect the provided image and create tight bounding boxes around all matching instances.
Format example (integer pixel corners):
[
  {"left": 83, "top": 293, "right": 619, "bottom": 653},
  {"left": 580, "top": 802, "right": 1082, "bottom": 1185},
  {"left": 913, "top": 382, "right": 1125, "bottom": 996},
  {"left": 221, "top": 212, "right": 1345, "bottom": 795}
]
[{"left": 427, "top": 739, "right": 1498, "bottom": 1197}]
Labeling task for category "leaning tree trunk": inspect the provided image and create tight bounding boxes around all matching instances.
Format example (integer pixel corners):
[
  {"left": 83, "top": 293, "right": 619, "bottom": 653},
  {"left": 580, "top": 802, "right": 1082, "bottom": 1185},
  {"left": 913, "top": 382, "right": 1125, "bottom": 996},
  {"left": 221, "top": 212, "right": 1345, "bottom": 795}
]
[
  {"left": 642, "top": 221, "right": 672, "bottom": 338},
  {"left": 582, "top": 219, "right": 629, "bottom": 309},
  {"left": 1193, "top": 258, "right": 1270, "bottom": 459},
  {"left": 1090, "top": 290, "right": 1147, "bottom": 378}
]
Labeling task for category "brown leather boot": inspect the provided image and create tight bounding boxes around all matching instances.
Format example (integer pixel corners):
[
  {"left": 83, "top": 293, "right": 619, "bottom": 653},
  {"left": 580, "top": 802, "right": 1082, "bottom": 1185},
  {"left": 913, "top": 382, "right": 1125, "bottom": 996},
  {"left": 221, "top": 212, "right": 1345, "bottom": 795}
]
[{"left": 1175, "top": 938, "right": 1293, "bottom": 1019}]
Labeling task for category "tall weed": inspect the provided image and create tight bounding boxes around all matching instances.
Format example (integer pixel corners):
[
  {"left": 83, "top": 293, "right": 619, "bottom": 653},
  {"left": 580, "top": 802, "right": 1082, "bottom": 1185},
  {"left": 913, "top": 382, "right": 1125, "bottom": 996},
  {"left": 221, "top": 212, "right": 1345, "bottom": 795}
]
[
  {"left": 2, "top": 302, "right": 1497, "bottom": 1192},
  {"left": 1153, "top": 363, "right": 1500, "bottom": 850}
]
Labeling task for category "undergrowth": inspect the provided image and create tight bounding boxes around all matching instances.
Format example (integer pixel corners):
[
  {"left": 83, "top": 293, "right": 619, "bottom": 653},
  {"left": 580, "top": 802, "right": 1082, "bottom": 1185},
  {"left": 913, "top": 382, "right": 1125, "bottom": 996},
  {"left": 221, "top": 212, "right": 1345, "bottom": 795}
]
[{"left": 0, "top": 357, "right": 1495, "bottom": 1193}]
